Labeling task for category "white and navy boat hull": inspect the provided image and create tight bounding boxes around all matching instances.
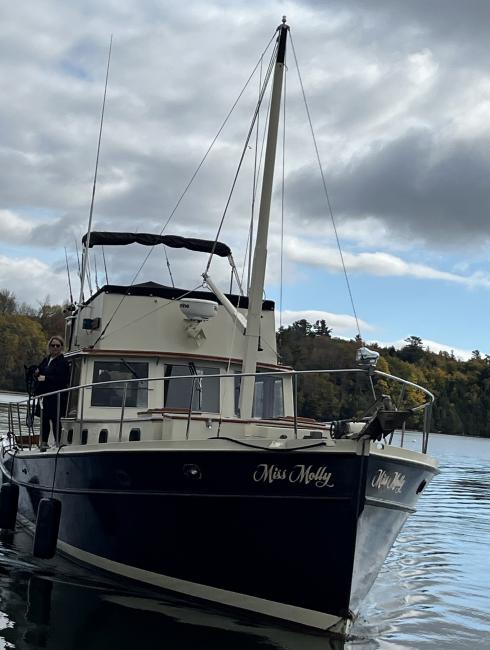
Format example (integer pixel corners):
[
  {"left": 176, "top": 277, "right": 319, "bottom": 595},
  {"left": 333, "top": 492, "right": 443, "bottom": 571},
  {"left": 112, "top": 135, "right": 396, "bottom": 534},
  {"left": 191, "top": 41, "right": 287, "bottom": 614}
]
[{"left": 1, "top": 441, "right": 437, "bottom": 634}]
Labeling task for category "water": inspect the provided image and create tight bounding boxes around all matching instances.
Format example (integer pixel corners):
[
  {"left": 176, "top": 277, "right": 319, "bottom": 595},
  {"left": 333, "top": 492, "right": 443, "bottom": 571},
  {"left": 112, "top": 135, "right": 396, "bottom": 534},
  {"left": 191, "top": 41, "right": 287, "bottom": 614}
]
[{"left": 0, "top": 398, "right": 489, "bottom": 649}]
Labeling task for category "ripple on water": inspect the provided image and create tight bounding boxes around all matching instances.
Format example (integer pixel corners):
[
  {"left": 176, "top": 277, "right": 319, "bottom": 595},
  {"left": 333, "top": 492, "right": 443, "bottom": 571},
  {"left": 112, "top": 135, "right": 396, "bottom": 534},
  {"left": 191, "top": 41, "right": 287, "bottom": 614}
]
[{"left": 353, "top": 435, "right": 490, "bottom": 649}]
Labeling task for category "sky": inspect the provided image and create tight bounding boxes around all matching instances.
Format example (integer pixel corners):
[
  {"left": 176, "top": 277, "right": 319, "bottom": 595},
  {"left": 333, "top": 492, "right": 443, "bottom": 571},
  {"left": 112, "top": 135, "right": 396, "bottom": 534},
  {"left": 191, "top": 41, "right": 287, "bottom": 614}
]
[{"left": 1, "top": 0, "right": 490, "bottom": 360}]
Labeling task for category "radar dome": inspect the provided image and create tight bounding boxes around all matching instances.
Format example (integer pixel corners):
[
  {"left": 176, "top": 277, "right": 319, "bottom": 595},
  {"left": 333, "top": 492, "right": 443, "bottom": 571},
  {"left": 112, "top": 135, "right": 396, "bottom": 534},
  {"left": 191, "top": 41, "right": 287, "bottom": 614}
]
[{"left": 179, "top": 298, "right": 218, "bottom": 321}]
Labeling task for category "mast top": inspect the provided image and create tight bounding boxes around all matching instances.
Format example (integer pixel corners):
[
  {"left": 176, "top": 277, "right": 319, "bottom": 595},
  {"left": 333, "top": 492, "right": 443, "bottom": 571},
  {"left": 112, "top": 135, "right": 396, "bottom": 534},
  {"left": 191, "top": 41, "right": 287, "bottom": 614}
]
[{"left": 277, "top": 17, "right": 289, "bottom": 64}]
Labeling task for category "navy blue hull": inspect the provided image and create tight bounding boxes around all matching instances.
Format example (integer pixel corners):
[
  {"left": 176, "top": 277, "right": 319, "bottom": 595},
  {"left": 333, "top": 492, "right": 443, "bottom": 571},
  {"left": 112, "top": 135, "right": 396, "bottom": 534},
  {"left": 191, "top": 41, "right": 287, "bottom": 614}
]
[{"left": 0, "top": 445, "right": 436, "bottom": 626}]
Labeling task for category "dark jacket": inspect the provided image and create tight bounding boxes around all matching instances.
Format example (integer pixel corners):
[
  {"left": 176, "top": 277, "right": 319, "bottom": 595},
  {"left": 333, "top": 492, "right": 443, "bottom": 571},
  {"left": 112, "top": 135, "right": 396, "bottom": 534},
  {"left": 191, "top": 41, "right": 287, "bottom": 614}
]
[{"left": 35, "top": 355, "right": 71, "bottom": 397}]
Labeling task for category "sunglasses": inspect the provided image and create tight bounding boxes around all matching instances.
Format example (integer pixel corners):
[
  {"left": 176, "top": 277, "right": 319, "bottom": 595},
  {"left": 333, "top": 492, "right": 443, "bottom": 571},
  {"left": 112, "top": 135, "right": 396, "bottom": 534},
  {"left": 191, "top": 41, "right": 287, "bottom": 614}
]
[{"left": 50, "top": 343, "right": 62, "bottom": 348}]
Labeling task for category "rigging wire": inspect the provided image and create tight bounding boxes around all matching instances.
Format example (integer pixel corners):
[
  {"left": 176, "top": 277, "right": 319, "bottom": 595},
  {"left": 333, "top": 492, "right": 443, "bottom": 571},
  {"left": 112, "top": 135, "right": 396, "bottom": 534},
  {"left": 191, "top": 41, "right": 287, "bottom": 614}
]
[
  {"left": 93, "top": 284, "right": 206, "bottom": 339},
  {"left": 217, "top": 55, "right": 283, "bottom": 433},
  {"left": 90, "top": 31, "right": 278, "bottom": 347},
  {"left": 159, "top": 30, "right": 277, "bottom": 239},
  {"left": 248, "top": 57, "right": 263, "bottom": 294},
  {"left": 205, "top": 40, "right": 279, "bottom": 275},
  {"left": 78, "top": 34, "right": 113, "bottom": 304},
  {"left": 289, "top": 33, "right": 362, "bottom": 342},
  {"left": 249, "top": 61, "right": 274, "bottom": 269},
  {"left": 217, "top": 225, "right": 252, "bottom": 437},
  {"left": 243, "top": 59, "right": 274, "bottom": 300}
]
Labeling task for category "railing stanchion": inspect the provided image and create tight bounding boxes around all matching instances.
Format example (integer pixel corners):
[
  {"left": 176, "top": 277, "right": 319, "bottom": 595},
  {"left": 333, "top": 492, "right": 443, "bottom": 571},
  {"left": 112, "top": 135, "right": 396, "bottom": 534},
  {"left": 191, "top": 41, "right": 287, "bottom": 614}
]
[
  {"left": 39, "top": 398, "right": 45, "bottom": 449},
  {"left": 79, "top": 387, "right": 85, "bottom": 443},
  {"left": 119, "top": 382, "right": 128, "bottom": 442},
  {"left": 16, "top": 403, "right": 24, "bottom": 450},
  {"left": 400, "top": 420, "right": 405, "bottom": 448},
  {"left": 27, "top": 400, "right": 33, "bottom": 450},
  {"left": 397, "top": 384, "right": 406, "bottom": 410},
  {"left": 423, "top": 403, "right": 431, "bottom": 454},
  {"left": 293, "top": 373, "right": 298, "bottom": 440},
  {"left": 7, "top": 403, "right": 14, "bottom": 449},
  {"left": 368, "top": 371, "right": 377, "bottom": 401},
  {"left": 186, "top": 378, "right": 196, "bottom": 441},
  {"left": 56, "top": 392, "right": 61, "bottom": 447}
]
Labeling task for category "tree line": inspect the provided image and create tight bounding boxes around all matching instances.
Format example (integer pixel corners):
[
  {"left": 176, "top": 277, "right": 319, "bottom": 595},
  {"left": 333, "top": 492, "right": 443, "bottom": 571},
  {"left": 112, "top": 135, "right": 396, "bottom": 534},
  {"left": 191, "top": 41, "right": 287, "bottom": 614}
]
[
  {"left": 0, "top": 289, "right": 66, "bottom": 392},
  {"left": 0, "top": 289, "right": 487, "bottom": 436},
  {"left": 277, "top": 320, "right": 490, "bottom": 438}
]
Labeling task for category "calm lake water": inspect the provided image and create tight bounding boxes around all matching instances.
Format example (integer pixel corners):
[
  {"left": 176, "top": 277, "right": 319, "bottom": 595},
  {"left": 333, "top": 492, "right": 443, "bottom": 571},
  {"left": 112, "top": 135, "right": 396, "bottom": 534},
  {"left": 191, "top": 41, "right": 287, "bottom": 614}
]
[{"left": 0, "top": 396, "right": 488, "bottom": 649}]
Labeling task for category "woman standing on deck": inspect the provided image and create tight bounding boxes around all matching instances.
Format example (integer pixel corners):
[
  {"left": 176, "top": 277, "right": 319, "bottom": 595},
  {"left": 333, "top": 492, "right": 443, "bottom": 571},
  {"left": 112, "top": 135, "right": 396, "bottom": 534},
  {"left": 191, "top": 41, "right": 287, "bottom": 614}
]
[{"left": 34, "top": 336, "right": 70, "bottom": 451}]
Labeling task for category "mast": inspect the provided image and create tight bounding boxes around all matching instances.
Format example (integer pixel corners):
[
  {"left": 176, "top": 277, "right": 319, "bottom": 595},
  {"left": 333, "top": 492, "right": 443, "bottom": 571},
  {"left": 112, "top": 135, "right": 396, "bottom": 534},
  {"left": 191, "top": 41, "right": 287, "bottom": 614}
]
[{"left": 239, "top": 18, "right": 288, "bottom": 418}]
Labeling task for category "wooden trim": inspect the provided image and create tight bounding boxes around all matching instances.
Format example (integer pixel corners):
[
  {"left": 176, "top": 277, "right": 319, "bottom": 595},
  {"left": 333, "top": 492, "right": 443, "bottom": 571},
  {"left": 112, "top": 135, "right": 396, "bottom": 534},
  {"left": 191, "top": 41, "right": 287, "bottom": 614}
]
[
  {"left": 66, "top": 348, "right": 292, "bottom": 372},
  {"left": 138, "top": 409, "right": 328, "bottom": 430}
]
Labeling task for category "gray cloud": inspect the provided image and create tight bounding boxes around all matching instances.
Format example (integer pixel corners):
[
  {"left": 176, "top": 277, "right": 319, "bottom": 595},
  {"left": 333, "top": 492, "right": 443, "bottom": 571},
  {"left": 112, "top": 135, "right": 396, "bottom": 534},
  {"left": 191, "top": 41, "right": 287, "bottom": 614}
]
[
  {"left": 285, "top": 128, "right": 490, "bottom": 247},
  {"left": 303, "top": 1, "right": 490, "bottom": 62},
  {"left": 2, "top": 0, "right": 490, "bottom": 310}
]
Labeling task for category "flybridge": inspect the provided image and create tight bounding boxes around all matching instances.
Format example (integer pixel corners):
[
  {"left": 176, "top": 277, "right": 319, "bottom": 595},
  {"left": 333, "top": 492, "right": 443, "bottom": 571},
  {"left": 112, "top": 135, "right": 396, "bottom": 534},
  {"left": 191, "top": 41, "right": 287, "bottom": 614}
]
[{"left": 77, "top": 230, "right": 251, "bottom": 341}]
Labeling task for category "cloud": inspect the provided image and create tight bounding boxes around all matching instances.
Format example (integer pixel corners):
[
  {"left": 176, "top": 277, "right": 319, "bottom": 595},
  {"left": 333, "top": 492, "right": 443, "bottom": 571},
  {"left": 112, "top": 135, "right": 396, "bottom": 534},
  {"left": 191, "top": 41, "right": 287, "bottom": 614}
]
[
  {"left": 375, "top": 336, "right": 473, "bottom": 362},
  {"left": 0, "top": 210, "right": 33, "bottom": 243},
  {"left": 0, "top": 255, "right": 68, "bottom": 306},
  {"left": 285, "top": 128, "right": 490, "bottom": 250},
  {"left": 4, "top": 2, "right": 490, "bottom": 255},
  {"left": 278, "top": 309, "right": 373, "bottom": 337},
  {"left": 285, "top": 237, "right": 490, "bottom": 289}
]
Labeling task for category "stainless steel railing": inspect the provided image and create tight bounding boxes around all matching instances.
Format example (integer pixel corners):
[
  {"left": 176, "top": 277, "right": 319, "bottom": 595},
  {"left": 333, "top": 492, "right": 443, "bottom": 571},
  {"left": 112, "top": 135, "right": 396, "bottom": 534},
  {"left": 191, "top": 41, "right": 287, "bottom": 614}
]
[{"left": 1, "top": 367, "right": 434, "bottom": 453}]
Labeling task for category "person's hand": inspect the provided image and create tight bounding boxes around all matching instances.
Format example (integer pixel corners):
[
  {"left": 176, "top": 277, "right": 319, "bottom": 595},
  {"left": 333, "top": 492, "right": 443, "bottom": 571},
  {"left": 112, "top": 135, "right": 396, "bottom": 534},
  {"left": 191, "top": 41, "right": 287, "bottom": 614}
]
[
  {"left": 34, "top": 369, "right": 40, "bottom": 377},
  {"left": 38, "top": 375, "right": 45, "bottom": 382}
]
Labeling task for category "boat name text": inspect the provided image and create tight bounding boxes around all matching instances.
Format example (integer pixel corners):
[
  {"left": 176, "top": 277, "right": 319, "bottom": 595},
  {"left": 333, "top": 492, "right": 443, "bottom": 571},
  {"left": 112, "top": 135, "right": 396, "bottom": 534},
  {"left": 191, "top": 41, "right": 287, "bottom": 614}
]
[
  {"left": 253, "top": 464, "right": 334, "bottom": 488},
  {"left": 371, "top": 469, "right": 406, "bottom": 493}
]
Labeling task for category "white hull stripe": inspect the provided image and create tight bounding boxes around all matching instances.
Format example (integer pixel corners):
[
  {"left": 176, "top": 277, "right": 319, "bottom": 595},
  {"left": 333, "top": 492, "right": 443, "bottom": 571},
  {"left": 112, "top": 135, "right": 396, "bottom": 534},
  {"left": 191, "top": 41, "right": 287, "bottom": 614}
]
[{"left": 55, "top": 537, "right": 349, "bottom": 633}]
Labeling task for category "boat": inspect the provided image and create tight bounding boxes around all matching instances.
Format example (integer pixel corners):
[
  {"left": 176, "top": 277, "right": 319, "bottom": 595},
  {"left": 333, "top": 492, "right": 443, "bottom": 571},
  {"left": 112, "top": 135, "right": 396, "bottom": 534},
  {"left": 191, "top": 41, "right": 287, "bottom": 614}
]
[{"left": 0, "top": 18, "right": 438, "bottom": 636}]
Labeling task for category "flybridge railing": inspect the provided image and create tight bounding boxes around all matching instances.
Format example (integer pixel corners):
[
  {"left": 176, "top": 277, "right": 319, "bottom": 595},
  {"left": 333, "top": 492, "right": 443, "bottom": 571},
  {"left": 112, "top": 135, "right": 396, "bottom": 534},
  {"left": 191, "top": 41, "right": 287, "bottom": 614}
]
[{"left": 1, "top": 368, "right": 434, "bottom": 454}]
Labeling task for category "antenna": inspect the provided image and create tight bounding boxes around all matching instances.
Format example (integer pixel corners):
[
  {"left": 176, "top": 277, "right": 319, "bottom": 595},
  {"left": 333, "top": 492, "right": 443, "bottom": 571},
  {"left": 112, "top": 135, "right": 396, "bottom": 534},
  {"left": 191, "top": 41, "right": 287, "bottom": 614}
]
[
  {"left": 64, "top": 247, "right": 74, "bottom": 304},
  {"left": 78, "top": 34, "right": 113, "bottom": 304},
  {"left": 74, "top": 237, "right": 81, "bottom": 278},
  {"left": 163, "top": 246, "right": 175, "bottom": 287},
  {"left": 101, "top": 245, "right": 109, "bottom": 285},
  {"left": 94, "top": 251, "right": 100, "bottom": 291}
]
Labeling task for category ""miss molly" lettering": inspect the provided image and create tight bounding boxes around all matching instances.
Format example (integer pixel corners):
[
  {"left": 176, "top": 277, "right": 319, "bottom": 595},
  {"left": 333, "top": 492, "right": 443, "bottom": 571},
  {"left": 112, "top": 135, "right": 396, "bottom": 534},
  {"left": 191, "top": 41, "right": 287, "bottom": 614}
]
[
  {"left": 253, "top": 464, "right": 334, "bottom": 488},
  {"left": 371, "top": 469, "right": 406, "bottom": 494}
]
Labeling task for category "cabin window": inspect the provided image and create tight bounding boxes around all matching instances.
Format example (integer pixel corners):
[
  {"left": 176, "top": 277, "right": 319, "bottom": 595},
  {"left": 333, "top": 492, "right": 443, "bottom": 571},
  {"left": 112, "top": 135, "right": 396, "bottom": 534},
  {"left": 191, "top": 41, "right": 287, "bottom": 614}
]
[
  {"left": 91, "top": 361, "right": 149, "bottom": 408},
  {"left": 235, "top": 373, "right": 284, "bottom": 419},
  {"left": 164, "top": 364, "right": 219, "bottom": 412},
  {"left": 67, "top": 359, "right": 82, "bottom": 417}
]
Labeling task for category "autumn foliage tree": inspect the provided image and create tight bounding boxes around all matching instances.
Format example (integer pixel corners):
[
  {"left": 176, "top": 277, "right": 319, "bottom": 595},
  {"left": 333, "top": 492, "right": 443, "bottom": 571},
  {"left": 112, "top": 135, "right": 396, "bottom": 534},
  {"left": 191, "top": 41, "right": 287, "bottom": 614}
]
[
  {"left": 1, "top": 290, "right": 489, "bottom": 437},
  {"left": 0, "top": 289, "right": 66, "bottom": 391},
  {"left": 277, "top": 320, "right": 490, "bottom": 438}
]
